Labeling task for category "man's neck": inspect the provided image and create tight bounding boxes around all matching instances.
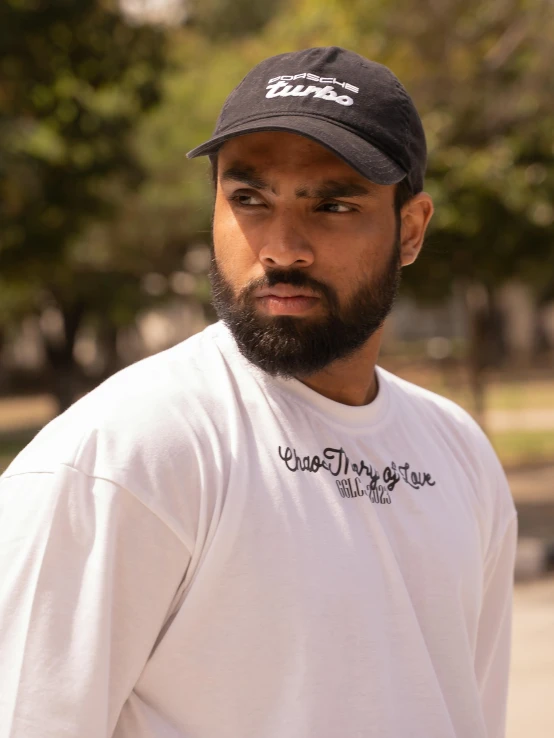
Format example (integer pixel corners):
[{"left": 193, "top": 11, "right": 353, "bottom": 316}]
[{"left": 296, "top": 332, "right": 382, "bottom": 407}]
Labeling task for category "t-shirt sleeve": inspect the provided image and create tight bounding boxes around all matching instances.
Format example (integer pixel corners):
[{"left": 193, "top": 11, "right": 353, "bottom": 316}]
[{"left": 0, "top": 465, "right": 190, "bottom": 738}]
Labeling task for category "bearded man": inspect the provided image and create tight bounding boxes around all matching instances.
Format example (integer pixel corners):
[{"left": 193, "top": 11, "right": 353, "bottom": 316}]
[{"left": 0, "top": 47, "right": 516, "bottom": 738}]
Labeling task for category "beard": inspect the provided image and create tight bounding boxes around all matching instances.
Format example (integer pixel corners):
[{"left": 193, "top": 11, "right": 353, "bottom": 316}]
[{"left": 209, "top": 239, "right": 402, "bottom": 379}]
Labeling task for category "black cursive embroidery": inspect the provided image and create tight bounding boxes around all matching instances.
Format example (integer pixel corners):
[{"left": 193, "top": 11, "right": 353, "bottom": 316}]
[
  {"left": 277, "top": 444, "right": 436, "bottom": 505},
  {"left": 391, "top": 462, "right": 436, "bottom": 490}
]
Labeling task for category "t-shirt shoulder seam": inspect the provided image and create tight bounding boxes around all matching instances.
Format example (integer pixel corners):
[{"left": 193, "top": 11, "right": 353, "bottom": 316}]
[
  {"left": 2, "top": 469, "right": 55, "bottom": 480},
  {"left": 2, "top": 464, "right": 193, "bottom": 552}
]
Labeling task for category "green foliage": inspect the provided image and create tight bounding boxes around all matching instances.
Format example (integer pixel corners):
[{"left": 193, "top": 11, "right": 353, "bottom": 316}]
[
  {"left": 0, "top": 0, "right": 170, "bottom": 408},
  {"left": 186, "top": 0, "right": 283, "bottom": 40},
  {"left": 0, "top": 0, "right": 166, "bottom": 286},
  {"left": 374, "top": 0, "right": 554, "bottom": 302}
]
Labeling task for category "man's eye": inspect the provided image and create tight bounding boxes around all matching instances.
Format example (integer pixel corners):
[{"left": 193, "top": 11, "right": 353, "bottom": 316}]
[
  {"left": 318, "top": 201, "right": 354, "bottom": 213},
  {"left": 230, "top": 193, "right": 265, "bottom": 207}
]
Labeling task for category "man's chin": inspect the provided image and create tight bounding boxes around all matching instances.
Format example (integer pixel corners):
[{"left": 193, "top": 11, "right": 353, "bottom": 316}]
[{"left": 253, "top": 313, "right": 324, "bottom": 330}]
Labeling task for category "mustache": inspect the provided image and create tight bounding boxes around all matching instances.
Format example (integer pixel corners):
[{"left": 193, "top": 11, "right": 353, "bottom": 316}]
[{"left": 239, "top": 269, "right": 337, "bottom": 308}]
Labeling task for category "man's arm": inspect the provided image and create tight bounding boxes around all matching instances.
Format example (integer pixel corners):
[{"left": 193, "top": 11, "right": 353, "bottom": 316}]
[
  {"left": 0, "top": 465, "right": 189, "bottom": 738},
  {"left": 474, "top": 513, "right": 518, "bottom": 738}
]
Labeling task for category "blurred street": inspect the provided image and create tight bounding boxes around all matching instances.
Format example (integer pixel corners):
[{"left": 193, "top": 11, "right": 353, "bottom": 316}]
[{"left": 508, "top": 576, "right": 554, "bottom": 738}]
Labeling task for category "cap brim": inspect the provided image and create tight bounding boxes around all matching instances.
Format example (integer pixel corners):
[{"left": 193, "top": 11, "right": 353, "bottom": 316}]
[{"left": 186, "top": 115, "right": 406, "bottom": 186}]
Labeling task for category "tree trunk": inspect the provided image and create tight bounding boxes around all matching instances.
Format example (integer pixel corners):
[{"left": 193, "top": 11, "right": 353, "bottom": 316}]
[
  {"left": 0, "top": 328, "right": 7, "bottom": 395},
  {"left": 465, "top": 284, "right": 490, "bottom": 431},
  {"left": 97, "top": 318, "right": 121, "bottom": 380},
  {"left": 43, "top": 302, "right": 86, "bottom": 415},
  {"left": 464, "top": 283, "right": 505, "bottom": 432}
]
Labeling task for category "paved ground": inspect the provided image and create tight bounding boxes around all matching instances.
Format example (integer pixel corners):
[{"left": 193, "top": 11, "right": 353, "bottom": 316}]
[
  {"left": 489, "top": 408, "right": 554, "bottom": 432},
  {"left": 508, "top": 464, "right": 554, "bottom": 504},
  {"left": 507, "top": 464, "right": 554, "bottom": 557},
  {"left": 0, "top": 394, "right": 56, "bottom": 432},
  {"left": 508, "top": 575, "right": 554, "bottom": 738},
  {"left": 506, "top": 460, "right": 554, "bottom": 736}
]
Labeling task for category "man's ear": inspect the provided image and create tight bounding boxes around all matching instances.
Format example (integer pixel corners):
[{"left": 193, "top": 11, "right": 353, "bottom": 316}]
[{"left": 399, "top": 193, "right": 434, "bottom": 266}]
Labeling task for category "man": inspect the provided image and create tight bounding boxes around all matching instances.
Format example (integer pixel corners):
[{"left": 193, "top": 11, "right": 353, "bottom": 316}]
[{"left": 0, "top": 47, "right": 516, "bottom": 738}]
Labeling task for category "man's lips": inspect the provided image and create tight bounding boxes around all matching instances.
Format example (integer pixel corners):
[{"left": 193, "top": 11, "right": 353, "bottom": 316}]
[
  {"left": 254, "top": 284, "right": 321, "bottom": 316},
  {"left": 254, "top": 284, "right": 320, "bottom": 299}
]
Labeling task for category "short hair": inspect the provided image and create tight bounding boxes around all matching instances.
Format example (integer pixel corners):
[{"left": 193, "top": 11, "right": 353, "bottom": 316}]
[
  {"left": 209, "top": 153, "right": 414, "bottom": 216},
  {"left": 394, "top": 177, "right": 413, "bottom": 214}
]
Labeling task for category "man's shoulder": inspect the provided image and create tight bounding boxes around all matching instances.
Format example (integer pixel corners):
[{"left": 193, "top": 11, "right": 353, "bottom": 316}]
[
  {"left": 3, "top": 323, "right": 233, "bottom": 481},
  {"left": 381, "top": 367, "right": 515, "bottom": 532},
  {"left": 380, "top": 367, "right": 493, "bottom": 454}
]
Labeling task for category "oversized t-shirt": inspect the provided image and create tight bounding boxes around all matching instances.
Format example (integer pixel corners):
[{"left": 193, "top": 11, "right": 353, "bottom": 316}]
[{"left": 0, "top": 321, "right": 517, "bottom": 738}]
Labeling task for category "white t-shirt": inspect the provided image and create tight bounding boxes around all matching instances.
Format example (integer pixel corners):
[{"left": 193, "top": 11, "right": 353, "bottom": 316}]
[{"left": 0, "top": 322, "right": 517, "bottom": 738}]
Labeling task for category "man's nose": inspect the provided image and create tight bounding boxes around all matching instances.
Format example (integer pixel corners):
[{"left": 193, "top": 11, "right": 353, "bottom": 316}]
[{"left": 258, "top": 212, "right": 315, "bottom": 269}]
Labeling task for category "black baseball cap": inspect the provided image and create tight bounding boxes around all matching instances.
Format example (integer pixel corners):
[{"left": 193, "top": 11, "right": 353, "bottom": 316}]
[{"left": 187, "top": 46, "right": 427, "bottom": 194}]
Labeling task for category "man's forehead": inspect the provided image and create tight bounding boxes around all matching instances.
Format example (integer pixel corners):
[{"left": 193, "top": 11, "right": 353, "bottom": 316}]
[
  {"left": 220, "top": 162, "right": 376, "bottom": 200},
  {"left": 218, "top": 133, "right": 380, "bottom": 196}
]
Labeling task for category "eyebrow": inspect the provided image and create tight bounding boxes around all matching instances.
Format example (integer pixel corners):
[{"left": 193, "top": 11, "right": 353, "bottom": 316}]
[
  {"left": 220, "top": 165, "right": 372, "bottom": 200},
  {"left": 221, "top": 166, "right": 271, "bottom": 191},
  {"left": 295, "top": 180, "right": 371, "bottom": 199}
]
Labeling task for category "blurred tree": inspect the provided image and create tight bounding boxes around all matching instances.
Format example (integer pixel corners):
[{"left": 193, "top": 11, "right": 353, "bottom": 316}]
[
  {"left": 0, "top": 0, "right": 167, "bottom": 410},
  {"left": 84, "top": 2, "right": 291, "bottom": 352},
  {"left": 370, "top": 0, "right": 554, "bottom": 423},
  {"left": 186, "top": 0, "right": 283, "bottom": 40}
]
